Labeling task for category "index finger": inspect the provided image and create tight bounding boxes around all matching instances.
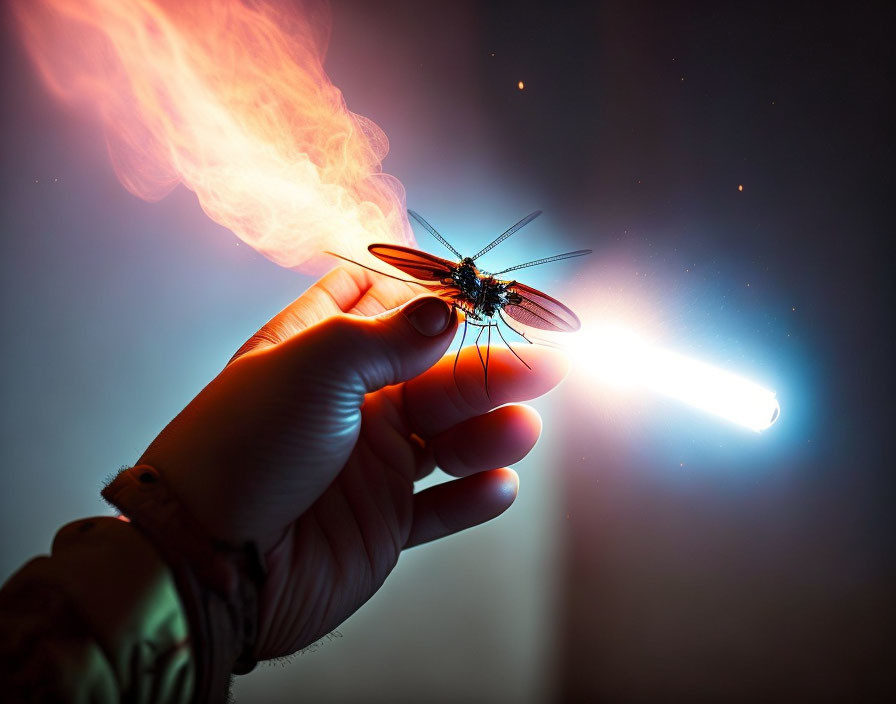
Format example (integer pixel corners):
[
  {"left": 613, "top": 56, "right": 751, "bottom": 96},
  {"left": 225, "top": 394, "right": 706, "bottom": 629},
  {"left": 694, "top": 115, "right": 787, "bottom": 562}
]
[
  {"left": 402, "top": 345, "right": 569, "bottom": 438},
  {"left": 294, "top": 264, "right": 421, "bottom": 320},
  {"left": 232, "top": 265, "right": 422, "bottom": 360}
]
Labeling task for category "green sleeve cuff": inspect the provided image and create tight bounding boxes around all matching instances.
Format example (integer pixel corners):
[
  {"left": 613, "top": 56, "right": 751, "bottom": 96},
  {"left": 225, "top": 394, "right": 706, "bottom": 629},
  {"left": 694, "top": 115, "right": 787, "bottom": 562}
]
[{"left": 0, "top": 516, "right": 195, "bottom": 703}]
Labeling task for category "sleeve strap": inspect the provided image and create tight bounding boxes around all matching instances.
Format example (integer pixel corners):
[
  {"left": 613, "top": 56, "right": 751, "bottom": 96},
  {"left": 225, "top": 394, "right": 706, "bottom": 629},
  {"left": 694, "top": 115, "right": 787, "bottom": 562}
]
[{"left": 102, "top": 464, "right": 266, "bottom": 703}]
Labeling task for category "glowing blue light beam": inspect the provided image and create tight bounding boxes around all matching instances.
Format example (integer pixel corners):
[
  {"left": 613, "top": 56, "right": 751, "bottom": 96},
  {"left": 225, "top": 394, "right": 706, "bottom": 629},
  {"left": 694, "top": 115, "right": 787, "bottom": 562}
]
[{"left": 566, "top": 325, "right": 780, "bottom": 432}]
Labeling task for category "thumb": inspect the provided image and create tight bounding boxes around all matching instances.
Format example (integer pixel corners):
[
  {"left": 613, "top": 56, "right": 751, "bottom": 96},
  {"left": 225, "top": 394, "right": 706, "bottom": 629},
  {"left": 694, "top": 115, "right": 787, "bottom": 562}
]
[{"left": 281, "top": 295, "right": 457, "bottom": 396}]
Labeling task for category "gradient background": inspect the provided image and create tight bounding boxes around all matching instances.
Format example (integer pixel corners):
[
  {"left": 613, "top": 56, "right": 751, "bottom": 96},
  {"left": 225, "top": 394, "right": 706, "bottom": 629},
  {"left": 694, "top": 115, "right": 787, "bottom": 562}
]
[{"left": 1, "top": 1, "right": 893, "bottom": 702}]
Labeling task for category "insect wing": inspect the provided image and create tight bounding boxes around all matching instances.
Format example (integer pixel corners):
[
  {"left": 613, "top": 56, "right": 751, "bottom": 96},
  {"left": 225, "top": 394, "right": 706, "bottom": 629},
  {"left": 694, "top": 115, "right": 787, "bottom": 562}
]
[
  {"left": 504, "top": 282, "right": 581, "bottom": 332},
  {"left": 368, "top": 244, "right": 456, "bottom": 282}
]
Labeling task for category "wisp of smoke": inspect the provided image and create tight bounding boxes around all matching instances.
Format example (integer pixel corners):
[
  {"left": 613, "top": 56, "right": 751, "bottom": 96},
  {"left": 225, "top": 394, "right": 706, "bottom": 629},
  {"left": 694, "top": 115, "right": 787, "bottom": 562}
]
[{"left": 11, "top": 0, "right": 413, "bottom": 270}]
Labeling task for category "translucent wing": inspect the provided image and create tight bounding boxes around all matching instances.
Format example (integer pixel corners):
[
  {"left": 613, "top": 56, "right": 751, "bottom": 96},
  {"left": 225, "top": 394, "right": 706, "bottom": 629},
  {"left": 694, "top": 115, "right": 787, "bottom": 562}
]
[
  {"left": 368, "top": 244, "right": 456, "bottom": 281},
  {"left": 492, "top": 249, "right": 592, "bottom": 275},
  {"left": 471, "top": 210, "right": 542, "bottom": 261},
  {"left": 504, "top": 282, "right": 581, "bottom": 332}
]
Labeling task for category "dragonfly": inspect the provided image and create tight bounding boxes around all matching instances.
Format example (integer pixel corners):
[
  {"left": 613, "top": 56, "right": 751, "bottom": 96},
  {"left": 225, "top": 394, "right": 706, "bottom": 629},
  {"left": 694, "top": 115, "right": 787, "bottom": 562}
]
[{"left": 330, "top": 209, "right": 591, "bottom": 393}]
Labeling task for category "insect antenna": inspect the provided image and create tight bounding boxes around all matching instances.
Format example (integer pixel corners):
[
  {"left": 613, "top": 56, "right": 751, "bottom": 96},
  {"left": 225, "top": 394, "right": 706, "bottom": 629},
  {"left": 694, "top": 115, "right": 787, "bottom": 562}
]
[
  {"left": 491, "top": 249, "right": 592, "bottom": 276},
  {"left": 407, "top": 210, "right": 463, "bottom": 260},
  {"left": 470, "top": 210, "right": 542, "bottom": 261},
  {"left": 325, "top": 251, "right": 441, "bottom": 289}
]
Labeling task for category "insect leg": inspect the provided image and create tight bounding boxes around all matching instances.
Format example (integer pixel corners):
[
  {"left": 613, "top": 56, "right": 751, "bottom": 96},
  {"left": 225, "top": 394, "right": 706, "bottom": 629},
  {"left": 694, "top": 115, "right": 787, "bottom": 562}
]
[
  {"left": 474, "top": 325, "right": 487, "bottom": 375},
  {"left": 484, "top": 324, "right": 492, "bottom": 397},
  {"left": 454, "top": 316, "right": 468, "bottom": 387},
  {"left": 498, "top": 309, "right": 534, "bottom": 345},
  {"left": 495, "top": 317, "right": 531, "bottom": 369}
]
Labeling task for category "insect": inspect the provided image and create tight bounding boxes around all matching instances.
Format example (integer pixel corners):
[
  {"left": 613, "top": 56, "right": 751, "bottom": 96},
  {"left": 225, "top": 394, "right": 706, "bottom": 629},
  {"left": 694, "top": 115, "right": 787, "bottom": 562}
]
[{"left": 331, "top": 209, "right": 591, "bottom": 392}]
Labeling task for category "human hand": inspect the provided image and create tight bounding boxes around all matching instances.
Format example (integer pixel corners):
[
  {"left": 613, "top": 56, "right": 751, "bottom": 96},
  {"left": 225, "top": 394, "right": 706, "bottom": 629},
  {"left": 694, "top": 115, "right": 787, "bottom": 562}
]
[{"left": 138, "top": 265, "right": 568, "bottom": 659}]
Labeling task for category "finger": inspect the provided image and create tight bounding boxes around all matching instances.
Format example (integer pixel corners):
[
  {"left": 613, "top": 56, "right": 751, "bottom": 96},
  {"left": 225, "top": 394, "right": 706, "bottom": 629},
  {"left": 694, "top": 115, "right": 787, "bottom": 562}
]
[
  {"left": 277, "top": 295, "right": 458, "bottom": 396},
  {"left": 428, "top": 405, "right": 542, "bottom": 477},
  {"left": 301, "top": 265, "right": 421, "bottom": 318},
  {"left": 405, "top": 468, "right": 519, "bottom": 548},
  {"left": 233, "top": 266, "right": 422, "bottom": 360},
  {"left": 403, "top": 345, "right": 568, "bottom": 438},
  {"left": 232, "top": 266, "right": 374, "bottom": 359},
  {"left": 345, "top": 277, "right": 425, "bottom": 317}
]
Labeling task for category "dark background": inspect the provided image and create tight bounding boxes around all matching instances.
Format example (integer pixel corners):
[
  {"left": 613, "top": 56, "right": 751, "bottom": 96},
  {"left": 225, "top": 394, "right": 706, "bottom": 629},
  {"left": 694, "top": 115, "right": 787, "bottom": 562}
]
[
  {"left": 474, "top": 3, "right": 895, "bottom": 701},
  {"left": 2, "top": 1, "right": 893, "bottom": 701}
]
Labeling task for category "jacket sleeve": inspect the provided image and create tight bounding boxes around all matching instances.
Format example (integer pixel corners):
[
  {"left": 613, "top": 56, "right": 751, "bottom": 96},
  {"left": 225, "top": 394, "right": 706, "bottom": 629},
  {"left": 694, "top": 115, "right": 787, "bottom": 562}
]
[{"left": 0, "top": 516, "right": 195, "bottom": 703}]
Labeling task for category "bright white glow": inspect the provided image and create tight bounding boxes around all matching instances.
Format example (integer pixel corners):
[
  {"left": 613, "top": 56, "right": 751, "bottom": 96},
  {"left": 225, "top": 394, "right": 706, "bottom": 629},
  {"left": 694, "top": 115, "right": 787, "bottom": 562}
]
[{"left": 566, "top": 325, "right": 780, "bottom": 432}]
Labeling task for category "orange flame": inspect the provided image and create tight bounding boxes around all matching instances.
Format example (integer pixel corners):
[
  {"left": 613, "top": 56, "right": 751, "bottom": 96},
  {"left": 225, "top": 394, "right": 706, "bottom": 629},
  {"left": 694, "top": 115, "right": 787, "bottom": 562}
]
[{"left": 11, "top": 0, "right": 413, "bottom": 270}]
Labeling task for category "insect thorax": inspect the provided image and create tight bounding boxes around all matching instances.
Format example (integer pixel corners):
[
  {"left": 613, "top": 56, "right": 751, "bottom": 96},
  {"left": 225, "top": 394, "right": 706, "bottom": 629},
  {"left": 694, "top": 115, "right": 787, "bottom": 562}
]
[
  {"left": 448, "top": 270, "right": 511, "bottom": 323},
  {"left": 451, "top": 260, "right": 483, "bottom": 299}
]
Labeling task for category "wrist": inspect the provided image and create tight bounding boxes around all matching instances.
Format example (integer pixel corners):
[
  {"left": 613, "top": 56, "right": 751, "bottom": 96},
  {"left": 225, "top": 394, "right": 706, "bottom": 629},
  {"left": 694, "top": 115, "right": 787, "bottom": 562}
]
[{"left": 102, "top": 464, "right": 266, "bottom": 701}]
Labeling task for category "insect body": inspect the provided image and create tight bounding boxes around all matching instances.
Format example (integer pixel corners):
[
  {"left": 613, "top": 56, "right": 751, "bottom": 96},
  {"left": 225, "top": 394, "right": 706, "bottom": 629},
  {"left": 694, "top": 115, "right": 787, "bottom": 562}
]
[
  {"left": 377, "top": 249, "right": 511, "bottom": 322},
  {"left": 331, "top": 209, "right": 591, "bottom": 391},
  {"left": 445, "top": 257, "right": 522, "bottom": 326}
]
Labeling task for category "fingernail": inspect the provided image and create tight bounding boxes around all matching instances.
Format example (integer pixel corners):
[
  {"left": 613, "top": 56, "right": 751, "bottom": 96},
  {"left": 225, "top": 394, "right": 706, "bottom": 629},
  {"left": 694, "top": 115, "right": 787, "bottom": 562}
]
[{"left": 403, "top": 297, "right": 453, "bottom": 336}]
